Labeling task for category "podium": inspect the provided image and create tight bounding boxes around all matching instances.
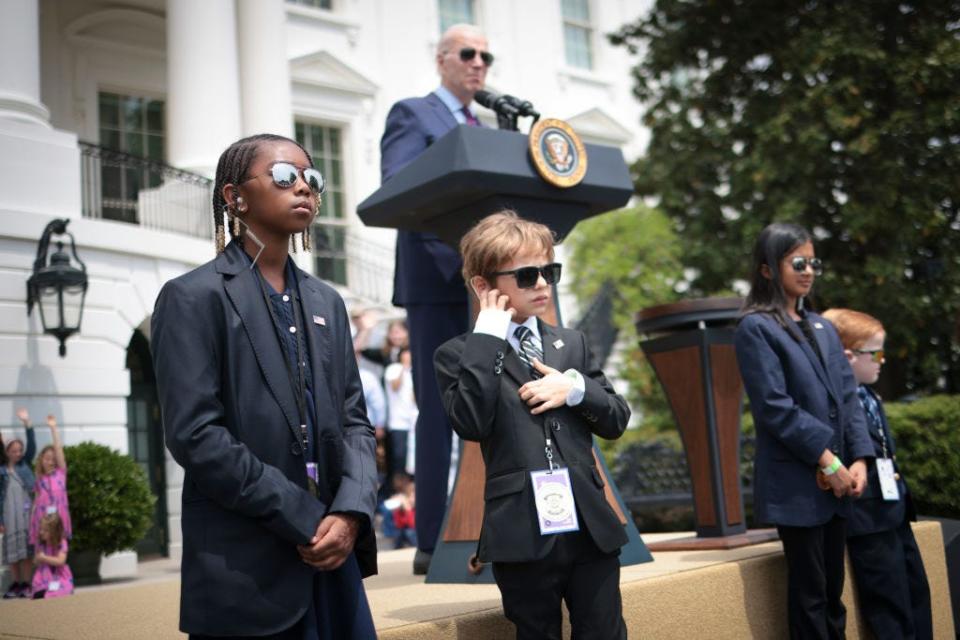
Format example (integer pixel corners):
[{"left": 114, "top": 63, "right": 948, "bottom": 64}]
[
  {"left": 635, "top": 298, "right": 777, "bottom": 550},
  {"left": 358, "top": 125, "right": 652, "bottom": 583}
]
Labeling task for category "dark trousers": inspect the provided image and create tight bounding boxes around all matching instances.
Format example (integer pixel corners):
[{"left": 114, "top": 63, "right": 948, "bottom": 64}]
[
  {"left": 406, "top": 302, "right": 468, "bottom": 553},
  {"left": 188, "top": 554, "right": 375, "bottom": 640},
  {"left": 492, "top": 530, "right": 626, "bottom": 640},
  {"left": 777, "top": 515, "right": 848, "bottom": 640},
  {"left": 848, "top": 518, "right": 933, "bottom": 640}
]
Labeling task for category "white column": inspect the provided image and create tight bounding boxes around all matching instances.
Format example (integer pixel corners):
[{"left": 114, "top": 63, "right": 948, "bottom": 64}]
[
  {"left": 237, "top": 0, "right": 293, "bottom": 138},
  {"left": 0, "top": 0, "right": 50, "bottom": 127},
  {"left": 166, "top": 0, "right": 242, "bottom": 175}
]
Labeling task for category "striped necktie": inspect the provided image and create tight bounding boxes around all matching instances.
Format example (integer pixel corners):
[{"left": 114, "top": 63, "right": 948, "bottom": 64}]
[
  {"left": 462, "top": 107, "right": 480, "bottom": 126},
  {"left": 514, "top": 325, "right": 543, "bottom": 379}
]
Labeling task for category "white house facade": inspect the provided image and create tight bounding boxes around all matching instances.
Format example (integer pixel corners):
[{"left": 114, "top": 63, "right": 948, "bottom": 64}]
[{"left": 0, "top": 0, "right": 650, "bottom": 578}]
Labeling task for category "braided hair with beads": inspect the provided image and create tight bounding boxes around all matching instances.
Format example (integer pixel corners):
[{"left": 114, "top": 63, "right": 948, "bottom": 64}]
[{"left": 212, "top": 133, "right": 319, "bottom": 254}]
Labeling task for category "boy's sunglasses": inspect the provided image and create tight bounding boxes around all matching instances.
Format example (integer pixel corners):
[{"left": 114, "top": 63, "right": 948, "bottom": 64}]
[
  {"left": 459, "top": 47, "right": 494, "bottom": 67},
  {"left": 854, "top": 348, "right": 884, "bottom": 363},
  {"left": 789, "top": 256, "right": 823, "bottom": 276},
  {"left": 244, "top": 162, "right": 326, "bottom": 195},
  {"left": 490, "top": 263, "right": 561, "bottom": 289}
]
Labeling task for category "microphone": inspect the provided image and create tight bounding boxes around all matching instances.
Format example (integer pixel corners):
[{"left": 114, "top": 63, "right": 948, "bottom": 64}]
[
  {"left": 474, "top": 90, "right": 521, "bottom": 117},
  {"left": 502, "top": 95, "right": 540, "bottom": 121}
]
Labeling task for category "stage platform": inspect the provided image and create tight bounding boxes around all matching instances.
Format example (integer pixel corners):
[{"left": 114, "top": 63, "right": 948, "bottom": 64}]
[{"left": 0, "top": 522, "right": 954, "bottom": 639}]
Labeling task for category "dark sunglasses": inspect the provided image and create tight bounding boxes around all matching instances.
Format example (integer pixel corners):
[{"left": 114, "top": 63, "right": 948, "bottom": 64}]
[
  {"left": 244, "top": 162, "right": 325, "bottom": 195},
  {"left": 789, "top": 256, "right": 823, "bottom": 275},
  {"left": 854, "top": 348, "right": 884, "bottom": 363},
  {"left": 459, "top": 47, "right": 494, "bottom": 66},
  {"left": 490, "top": 263, "right": 561, "bottom": 289}
]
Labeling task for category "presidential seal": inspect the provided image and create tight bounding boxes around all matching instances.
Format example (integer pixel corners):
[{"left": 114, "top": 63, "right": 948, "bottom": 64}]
[{"left": 528, "top": 118, "right": 587, "bottom": 188}]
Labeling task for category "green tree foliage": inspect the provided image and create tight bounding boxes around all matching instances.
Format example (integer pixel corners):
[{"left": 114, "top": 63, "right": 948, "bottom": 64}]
[
  {"left": 566, "top": 205, "right": 682, "bottom": 437},
  {"left": 610, "top": 1, "right": 960, "bottom": 395}
]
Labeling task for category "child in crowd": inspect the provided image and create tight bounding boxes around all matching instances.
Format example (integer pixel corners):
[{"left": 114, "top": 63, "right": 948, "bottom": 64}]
[
  {"left": 31, "top": 512, "right": 73, "bottom": 599},
  {"left": 385, "top": 347, "right": 417, "bottom": 480},
  {"left": 382, "top": 473, "right": 417, "bottom": 550},
  {"left": 1, "top": 408, "right": 37, "bottom": 598},
  {"left": 822, "top": 308, "right": 933, "bottom": 639},
  {"left": 434, "top": 210, "right": 631, "bottom": 639},
  {"left": 29, "top": 414, "right": 71, "bottom": 549}
]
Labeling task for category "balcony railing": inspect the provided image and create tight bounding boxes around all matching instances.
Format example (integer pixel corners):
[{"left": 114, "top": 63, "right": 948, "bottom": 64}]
[
  {"left": 79, "top": 142, "right": 213, "bottom": 240},
  {"left": 343, "top": 230, "right": 395, "bottom": 307}
]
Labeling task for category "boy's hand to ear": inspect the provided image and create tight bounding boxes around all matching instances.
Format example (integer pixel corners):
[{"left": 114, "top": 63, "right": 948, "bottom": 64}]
[
  {"left": 472, "top": 286, "right": 516, "bottom": 339},
  {"left": 519, "top": 360, "right": 575, "bottom": 415}
]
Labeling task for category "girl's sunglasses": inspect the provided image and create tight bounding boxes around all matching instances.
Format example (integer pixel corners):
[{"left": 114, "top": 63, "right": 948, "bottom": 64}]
[
  {"left": 244, "top": 162, "right": 326, "bottom": 195},
  {"left": 789, "top": 256, "right": 823, "bottom": 275},
  {"left": 490, "top": 263, "right": 561, "bottom": 289},
  {"left": 459, "top": 47, "right": 494, "bottom": 67},
  {"left": 854, "top": 348, "right": 884, "bottom": 363}
]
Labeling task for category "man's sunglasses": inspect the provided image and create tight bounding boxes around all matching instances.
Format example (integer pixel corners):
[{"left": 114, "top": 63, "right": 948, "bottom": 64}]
[
  {"left": 459, "top": 47, "right": 494, "bottom": 67},
  {"left": 490, "top": 263, "right": 561, "bottom": 289},
  {"left": 243, "top": 162, "right": 326, "bottom": 195},
  {"left": 789, "top": 256, "right": 823, "bottom": 276},
  {"left": 854, "top": 348, "right": 884, "bottom": 363}
]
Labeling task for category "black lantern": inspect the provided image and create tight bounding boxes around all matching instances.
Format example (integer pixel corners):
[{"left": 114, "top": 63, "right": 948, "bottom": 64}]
[{"left": 26, "top": 219, "right": 88, "bottom": 357}]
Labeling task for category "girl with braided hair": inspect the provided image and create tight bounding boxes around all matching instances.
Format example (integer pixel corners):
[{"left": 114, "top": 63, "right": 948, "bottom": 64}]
[{"left": 152, "top": 134, "right": 378, "bottom": 639}]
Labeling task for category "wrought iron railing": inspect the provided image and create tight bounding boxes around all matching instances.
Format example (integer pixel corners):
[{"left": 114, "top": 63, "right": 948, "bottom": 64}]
[
  {"left": 79, "top": 142, "right": 213, "bottom": 240},
  {"left": 343, "top": 230, "right": 396, "bottom": 307}
]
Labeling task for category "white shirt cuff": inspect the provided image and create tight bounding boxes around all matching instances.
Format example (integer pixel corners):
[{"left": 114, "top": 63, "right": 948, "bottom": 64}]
[
  {"left": 473, "top": 308, "right": 512, "bottom": 341},
  {"left": 564, "top": 369, "right": 585, "bottom": 406}
]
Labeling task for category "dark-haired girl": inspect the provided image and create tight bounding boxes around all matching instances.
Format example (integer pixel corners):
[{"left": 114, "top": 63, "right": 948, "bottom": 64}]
[
  {"left": 734, "top": 222, "right": 874, "bottom": 639},
  {"left": 152, "top": 134, "right": 377, "bottom": 639}
]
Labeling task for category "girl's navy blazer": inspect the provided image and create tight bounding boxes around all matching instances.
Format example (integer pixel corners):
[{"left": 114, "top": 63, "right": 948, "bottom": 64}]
[
  {"left": 735, "top": 311, "right": 874, "bottom": 527},
  {"left": 151, "top": 241, "right": 378, "bottom": 636}
]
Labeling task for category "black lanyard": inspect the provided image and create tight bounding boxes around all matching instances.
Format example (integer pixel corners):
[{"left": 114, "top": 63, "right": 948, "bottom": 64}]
[{"left": 253, "top": 268, "right": 309, "bottom": 453}]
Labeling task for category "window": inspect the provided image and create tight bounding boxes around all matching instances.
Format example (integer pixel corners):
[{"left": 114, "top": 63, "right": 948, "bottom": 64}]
[
  {"left": 561, "top": 0, "right": 593, "bottom": 70},
  {"left": 287, "top": 0, "right": 332, "bottom": 9},
  {"left": 98, "top": 92, "right": 165, "bottom": 224},
  {"left": 438, "top": 0, "right": 474, "bottom": 33},
  {"left": 296, "top": 121, "right": 347, "bottom": 286}
]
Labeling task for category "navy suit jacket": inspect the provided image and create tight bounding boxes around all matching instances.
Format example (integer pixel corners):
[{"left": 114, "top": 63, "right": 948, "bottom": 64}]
[
  {"left": 151, "top": 241, "right": 378, "bottom": 636},
  {"left": 380, "top": 92, "right": 470, "bottom": 306},
  {"left": 434, "top": 321, "right": 631, "bottom": 563},
  {"left": 847, "top": 386, "right": 909, "bottom": 537},
  {"left": 735, "top": 311, "right": 874, "bottom": 527}
]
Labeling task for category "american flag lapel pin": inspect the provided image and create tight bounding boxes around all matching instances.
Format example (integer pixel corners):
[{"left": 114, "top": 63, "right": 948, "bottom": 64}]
[
  {"left": 553, "top": 339, "right": 564, "bottom": 350},
  {"left": 313, "top": 315, "right": 326, "bottom": 327}
]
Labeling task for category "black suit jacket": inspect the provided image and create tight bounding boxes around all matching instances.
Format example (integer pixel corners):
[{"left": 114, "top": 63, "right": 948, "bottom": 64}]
[
  {"left": 151, "top": 242, "right": 378, "bottom": 636},
  {"left": 847, "top": 386, "right": 910, "bottom": 537},
  {"left": 380, "top": 92, "right": 471, "bottom": 306},
  {"left": 434, "top": 321, "right": 630, "bottom": 563}
]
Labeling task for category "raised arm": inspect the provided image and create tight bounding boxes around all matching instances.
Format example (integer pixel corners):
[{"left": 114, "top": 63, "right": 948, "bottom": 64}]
[{"left": 47, "top": 415, "right": 66, "bottom": 470}]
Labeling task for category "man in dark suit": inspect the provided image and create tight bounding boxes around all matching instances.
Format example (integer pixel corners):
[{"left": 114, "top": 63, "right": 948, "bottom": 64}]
[
  {"left": 434, "top": 212, "right": 631, "bottom": 640},
  {"left": 379, "top": 23, "right": 492, "bottom": 574}
]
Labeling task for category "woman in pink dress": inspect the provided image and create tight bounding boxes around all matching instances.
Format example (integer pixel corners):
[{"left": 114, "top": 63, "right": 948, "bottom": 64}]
[
  {"left": 31, "top": 512, "right": 73, "bottom": 598},
  {"left": 29, "top": 415, "right": 71, "bottom": 547}
]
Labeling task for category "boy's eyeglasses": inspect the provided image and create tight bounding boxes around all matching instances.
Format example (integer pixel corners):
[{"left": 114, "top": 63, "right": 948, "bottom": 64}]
[
  {"left": 459, "top": 47, "right": 494, "bottom": 67},
  {"left": 854, "top": 348, "right": 884, "bottom": 363},
  {"left": 490, "top": 263, "right": 561, "bottom": 289},
  {"left": 244, "top": 162, "right": 325, "bottom": 195},
  {"left": 789, "top": 256, "right": 823, "bottom": 276}
]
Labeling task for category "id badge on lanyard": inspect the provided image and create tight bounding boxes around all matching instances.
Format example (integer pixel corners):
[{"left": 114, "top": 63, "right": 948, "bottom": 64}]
[
  {"left": 876, "top": 458, "right": 900, "bottom": 501},
  {"left": 530, "top": 468, "right": 579, "bottom": 535}
]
